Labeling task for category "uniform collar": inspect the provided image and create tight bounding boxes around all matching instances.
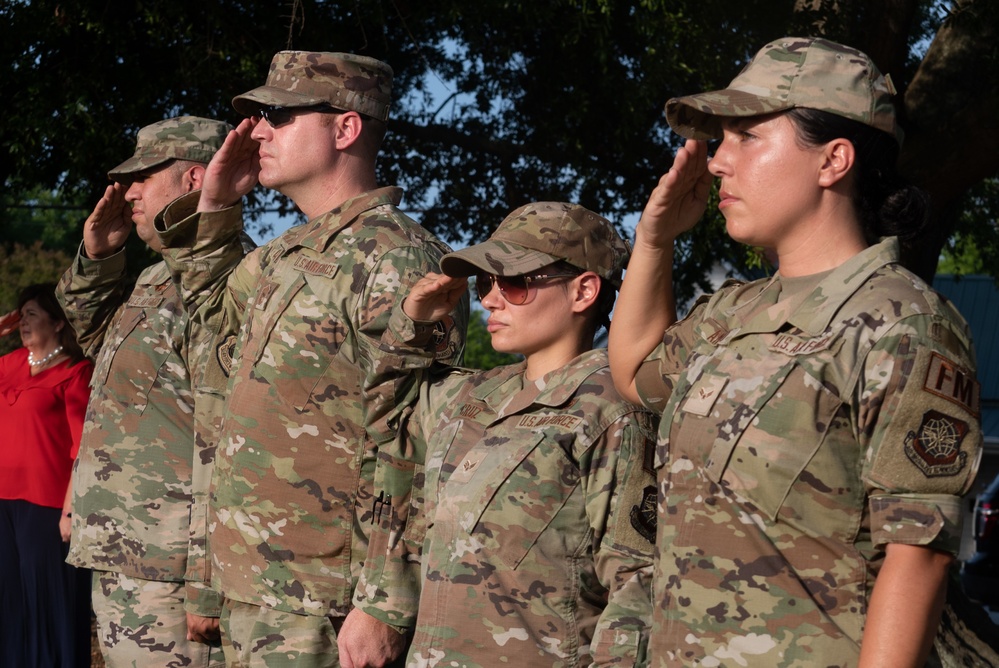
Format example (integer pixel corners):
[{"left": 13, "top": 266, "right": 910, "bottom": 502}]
[
  {"left": 469, "top": 349, "right": 608, "bottom": 419},
  {"left": 286, "top": 186, "right": 404, "bottom": 252},
  {"left": 784, "top": 236, "right": 900, "bottom": 334},
  {"left": 713, "top": 237, "right": 900, "bottom": 341}
]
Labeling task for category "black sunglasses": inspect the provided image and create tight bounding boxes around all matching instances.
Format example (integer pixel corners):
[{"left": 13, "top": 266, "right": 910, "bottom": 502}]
[
  {"left": 254, "top": 104, "right": 342, "bottom": 128},
  {"left": 474, "top": 272, "right": 580, "bottom": 305}
]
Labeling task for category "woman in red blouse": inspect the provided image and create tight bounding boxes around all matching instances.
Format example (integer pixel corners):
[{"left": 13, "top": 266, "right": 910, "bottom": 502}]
[{"left": 0, "top": 283, "right": 94, "bottom": 668}]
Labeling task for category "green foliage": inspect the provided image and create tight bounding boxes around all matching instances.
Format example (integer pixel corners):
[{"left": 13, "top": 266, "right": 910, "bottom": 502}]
[
  {"left": 462, "top": 308, "right": 521, "bottom": 371},
  {"left": 2, "top": 187, "right": 88, "bottom": 255},
  {"left": 939, "top": 177, "right": 999, "bottom": 276},
  {"left": 2, "top": 0, "right": 996, "bottom": 298},
  {"left": 0, "top": 242, "right": 75, "bottom": 356},
  {"left": 2, "top": 185, "right": 160, "bottom": 279}
]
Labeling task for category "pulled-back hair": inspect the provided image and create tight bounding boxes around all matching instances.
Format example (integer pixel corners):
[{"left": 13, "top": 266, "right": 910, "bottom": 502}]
[
  {"left": 17, "top": 283, "right": 86, "bottom": 365},
  {"left": 548, "top": 260, "right": 617, "bottom": 337},
  {"left": 786, "top": 108, "right": 928, "bottom": 245}
]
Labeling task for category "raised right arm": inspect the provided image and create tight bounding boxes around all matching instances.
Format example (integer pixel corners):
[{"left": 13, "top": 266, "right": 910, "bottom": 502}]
[
  {"left": 608, "top": 139, "right": 711, "bottom": 404},
  {"left": 56, "top": 184, "right": 136, "bottom": 357}
]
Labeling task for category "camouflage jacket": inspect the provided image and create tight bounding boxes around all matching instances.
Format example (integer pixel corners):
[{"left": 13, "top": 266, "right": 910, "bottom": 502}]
[
  {"left": 355, "top": 307, "right": 658, "bottom": 667},
  {"left": 636, "top": 238, "right": 982, "bottom": 667},
  {"left": 58, "top": 249, "right": 220, "bottom": 612},
  {"left": 158, "top": 186, "right": 467, "bottom": 618}
]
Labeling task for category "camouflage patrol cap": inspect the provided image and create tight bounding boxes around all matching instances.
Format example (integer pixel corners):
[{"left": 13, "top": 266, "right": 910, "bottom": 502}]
[
  {"left": 108, "top": 116, "right": 232, "bottom": 180},
  {"left": 666, "top": 37, "right": 902, "bottom": 145},
  {"left": 232, "top": 51, "right": 393, "bottom": 122},
  {"left": 441, "top": 202, "right": 631, "bottom": 287}
]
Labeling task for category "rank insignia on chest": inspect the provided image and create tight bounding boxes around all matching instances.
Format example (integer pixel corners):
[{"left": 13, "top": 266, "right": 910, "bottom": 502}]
[
  {"left": 682, "top": 375, "right": 727, "bottom": 417},
  {"left": 253, "top": 282, "right": 278, "bottom": 311},
  {"left": 450, "top": 452, "right": 486, "bottom": 483},
  {"left": 904, "top": 409, "right": 970, "bottom": 477}
]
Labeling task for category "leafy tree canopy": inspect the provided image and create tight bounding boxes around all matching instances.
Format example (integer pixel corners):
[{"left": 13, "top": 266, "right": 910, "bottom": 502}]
[{"left": 3, "top": 0, "right": 997, "bottom": 308}]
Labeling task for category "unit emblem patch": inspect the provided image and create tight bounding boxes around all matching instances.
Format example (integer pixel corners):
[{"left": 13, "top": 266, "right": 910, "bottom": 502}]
[
  {"left": 904, "top": 409, "right": 970, "bottom": 477},
  {"left": 630, "top": 485, "right": 657, "bottom": 544}
]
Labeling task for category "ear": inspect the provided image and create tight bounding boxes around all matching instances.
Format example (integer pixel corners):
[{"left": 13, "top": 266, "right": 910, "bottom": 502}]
[
  {"left": 817, "top": 138, "right": 855, "bottom": 188},
  {"left": 569, "top": 272, "right": 601, "bottom": 315},
  {"left": 184, "top": 164, "right": 207, "bottom": 192},
  {"left": 334, "top": 111, "right": 365, "bottom": 151}
]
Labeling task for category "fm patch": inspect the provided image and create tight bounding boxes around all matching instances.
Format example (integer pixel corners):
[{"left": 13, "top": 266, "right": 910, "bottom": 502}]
[
  {"left": 216, "top": 334, "right": 237, "bottom": 378},
  {"left": 904, "top": 409, "right": 970, "bottom": 477},
  {"left": 630, "top": 485, "right": 657, "bottom": 544},
  {"left": 431, "top": 315, "right": 461, "bottom": 361},
  {"left": 923, "top": 352, "right": 980, "bottom": 417}
]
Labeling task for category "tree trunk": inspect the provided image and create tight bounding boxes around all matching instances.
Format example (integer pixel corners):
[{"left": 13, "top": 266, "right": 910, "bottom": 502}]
[{"left": 898, "top": 0, "right": 999, "bottom": 281}]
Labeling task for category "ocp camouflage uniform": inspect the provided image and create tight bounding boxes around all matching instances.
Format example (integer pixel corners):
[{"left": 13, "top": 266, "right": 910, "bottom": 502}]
[
  {"left": 60, "top": 255, "right": 197, "bottom": 578},
  {"left": 57, "top": 253, "right": 225, "bottom": 664},
  {"left": 355, "top": 303, "right": 658, "bottom": 667},
  {"left": 157, "top": 186, "right": 467, "bottom": 661},
  {"left": 635, "top": 237, "right": 982, "bottom": 667},
  {"left": 57, "top": 115, "right": 234, "bottom": 668}
]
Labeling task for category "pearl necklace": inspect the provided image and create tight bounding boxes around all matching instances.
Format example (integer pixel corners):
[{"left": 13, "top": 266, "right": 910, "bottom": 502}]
[{"left": 28, "top": 345, "right": 64, "bottom": 368}]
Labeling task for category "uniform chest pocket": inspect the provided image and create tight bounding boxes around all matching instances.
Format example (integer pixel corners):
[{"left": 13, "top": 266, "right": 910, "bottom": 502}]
[
  {"left": 446, "top": 431, "right": 581, "bottom": 568},
  {"left": 245, "top": 272, "right": 349, "bottom": 411},
  {"left": 672, "top": 354, "right": 842, "bottom": 520},
  {"left": 96, "top": 307, "right": 173, "bottom": 414}
]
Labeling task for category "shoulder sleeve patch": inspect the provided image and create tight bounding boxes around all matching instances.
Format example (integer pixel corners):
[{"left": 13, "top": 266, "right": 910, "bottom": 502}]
[
  {"left": 216, "top": 333, "right": 237, "bottom": 378},
  {"left": 431, "top": 315, "right": 461, "bottom": 362},
  {"left": 629, "top": 485, "right": 657, "bottom": 545},
  {"left": 868, "top": 344, "right": 982, "bottom": 496},
  {"left": 923, "top": 352, "right": 980, "bottom": 417},
  {"left": 904, "top": 409, "right": 971, "bottom": 477}
]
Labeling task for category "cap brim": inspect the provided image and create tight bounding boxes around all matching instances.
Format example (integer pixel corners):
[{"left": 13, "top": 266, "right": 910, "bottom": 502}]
[
  {"left": 440, "top": 242, "right": 563, "bottom": 278},
  {"left": 107, "top": 154, "right": 173, "bottom": 181},
  {"left": 232, "top": 86, "right": 330, "bottom": 116},
  {"left": 665, "top": 90, "right": 791, "bottom": 139}
]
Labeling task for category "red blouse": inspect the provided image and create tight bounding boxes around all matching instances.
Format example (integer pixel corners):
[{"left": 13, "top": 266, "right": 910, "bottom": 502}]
[{"left": 0, "top": 348, "right": 93, "bottom": 508}]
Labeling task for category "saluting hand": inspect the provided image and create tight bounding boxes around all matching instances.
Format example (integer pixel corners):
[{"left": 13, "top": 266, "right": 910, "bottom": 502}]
[
  {"left": 197, "top": 117, "right": 261, "bottom": 213},
  {"left": 83, "top": 182, "right": 131, "bottom": 259},
  {"left": 0, "top": 310, "right": 19, "bottom": 337},
  {"left": 402, "top": 272, "right": 468, "bottom": 323},
  {"left": 638, "top": 139, "right": 713, "bottom": 246}
]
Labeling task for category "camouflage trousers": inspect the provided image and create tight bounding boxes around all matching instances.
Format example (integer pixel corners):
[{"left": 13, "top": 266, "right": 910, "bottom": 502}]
[
  {"left": 220, "top": 598, "right": 342, "bottom": 667},
  {"left": 91, "top": 570, "right": 224, "bottom": 668}
]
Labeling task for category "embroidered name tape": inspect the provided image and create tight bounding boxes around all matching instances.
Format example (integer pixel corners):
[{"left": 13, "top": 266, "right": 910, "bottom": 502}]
[
  {"left": 127, "top": 295, "right": 164, "bottom": 308},
  {"left": 293, "top": 256, "right": 339, "bottom": 278},
  {"left": 517, "top": 414, "right": 582, "bottom": 430}
]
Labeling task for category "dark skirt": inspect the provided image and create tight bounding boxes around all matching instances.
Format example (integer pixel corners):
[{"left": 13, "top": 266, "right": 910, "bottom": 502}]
[{"left": 0, "top": 498, "right": 92, "bottom": 668}]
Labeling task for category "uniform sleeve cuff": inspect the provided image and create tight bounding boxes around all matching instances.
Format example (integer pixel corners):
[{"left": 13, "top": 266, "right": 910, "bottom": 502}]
[
  {"left": 870, "top": 493, "right": 964, "bottom": 555},
  {"left": 183, "top": 581, "right": 224, "bottom": 617}
]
